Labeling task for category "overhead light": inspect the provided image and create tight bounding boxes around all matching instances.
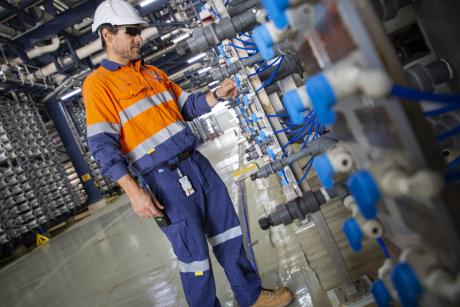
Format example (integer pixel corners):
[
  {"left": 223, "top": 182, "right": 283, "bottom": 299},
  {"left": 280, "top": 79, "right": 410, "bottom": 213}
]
[
  {"left": 139, "top": 0, "right": 158, "bottom": 7},
  {"left": 198, "top": 67, "right": 212, "bottom": 74},
  {"left": 187, "top": 53, "right": 206, "bottom": 64},
  {"left": 208, "top": 81, "right": 219, "bottom": 87},
  {"left": 172, "top": 33, "right": 190, "bottom": 44},
  {"left": 61, "top": 88, "right": 82, "bottom": 100}
]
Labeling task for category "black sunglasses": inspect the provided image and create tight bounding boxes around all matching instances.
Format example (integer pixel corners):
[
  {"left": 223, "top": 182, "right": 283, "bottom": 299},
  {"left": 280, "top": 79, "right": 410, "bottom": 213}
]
[{"left": 117, "top": 26, "right": 143, "bottom": 37}]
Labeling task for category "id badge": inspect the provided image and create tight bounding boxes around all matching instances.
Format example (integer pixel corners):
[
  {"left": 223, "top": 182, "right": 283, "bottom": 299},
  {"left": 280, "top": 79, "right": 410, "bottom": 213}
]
[{"left": 176, "top": 168, "right": 194, "bottom": 197}]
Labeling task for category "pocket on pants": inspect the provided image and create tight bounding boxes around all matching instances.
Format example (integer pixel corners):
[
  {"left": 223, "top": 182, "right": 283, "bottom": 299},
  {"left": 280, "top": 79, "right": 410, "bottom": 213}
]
[{"left": 161, "top": 220, "right": 193, "bottom": 263}]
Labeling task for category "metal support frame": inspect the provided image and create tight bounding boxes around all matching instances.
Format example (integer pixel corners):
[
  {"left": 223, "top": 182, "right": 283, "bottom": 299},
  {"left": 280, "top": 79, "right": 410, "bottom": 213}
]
[
  {"left": 46, "top": 98, "right": 102, "bottom": 204},
  {"left": 0, "top": 0, "right": 36, "bottom": 26}
]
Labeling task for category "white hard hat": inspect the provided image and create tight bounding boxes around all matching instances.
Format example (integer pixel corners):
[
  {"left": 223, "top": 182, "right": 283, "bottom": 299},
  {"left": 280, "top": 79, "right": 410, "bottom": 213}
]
[{"left": 92, "top": 0, "right": 147, "bottom": 34}]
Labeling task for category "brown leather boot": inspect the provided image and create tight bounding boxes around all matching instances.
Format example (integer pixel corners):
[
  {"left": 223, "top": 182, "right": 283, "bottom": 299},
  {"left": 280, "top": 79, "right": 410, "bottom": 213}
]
[{"left": 251, "top": 287, "right": 294, "bottom": 307}]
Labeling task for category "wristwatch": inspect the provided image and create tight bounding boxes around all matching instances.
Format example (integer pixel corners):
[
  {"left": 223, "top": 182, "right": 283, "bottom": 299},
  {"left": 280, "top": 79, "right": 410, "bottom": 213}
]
[{"left": 213, "top": 90, "right": 226, "bottom": 102}]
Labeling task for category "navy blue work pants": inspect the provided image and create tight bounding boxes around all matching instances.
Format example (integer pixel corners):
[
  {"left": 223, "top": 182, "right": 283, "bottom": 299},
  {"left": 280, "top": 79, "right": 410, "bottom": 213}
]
[{"left": 144, "top": 151, "right": 261, "bottom": 307}]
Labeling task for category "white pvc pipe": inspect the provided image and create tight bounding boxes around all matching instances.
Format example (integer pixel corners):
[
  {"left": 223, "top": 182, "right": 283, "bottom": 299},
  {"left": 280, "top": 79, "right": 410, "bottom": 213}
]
[
  {"left": 12, "top": 36, "right": 61, "bottom": 64},
  {"left": 34, "top": 27, "right": 159, "bottom": 79}
]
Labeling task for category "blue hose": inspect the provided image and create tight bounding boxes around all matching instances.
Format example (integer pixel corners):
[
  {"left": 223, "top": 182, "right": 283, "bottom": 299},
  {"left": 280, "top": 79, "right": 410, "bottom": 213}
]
[
  {"left": 248, "top": 56, "right": 282, "bottom": 77},
  {"left": 281, "top": 111, "right": 314, "bottom": 153},
  {"left": 234, "top": 37, "right": 256, "bottom": 45},
  {"left": 239, "top": 51, "right": 259, "bottom": 60},
  {"left": 266, "top": 113, "right": 290, "bottom": 118},
  {"left": 255, "top": 56, "right": 284, "bottom": 94},
  {"left": 298, "top": 158, "right": 314, "bottom": 185},
  {"left": 424, "top": 104, "right": 460, "bottom": 117},
  {"left": 437, "top": 125, "right": 460, "bottom": 142},
  {"left": 377, "top": 237, "right": 391, "bottom": 259},
  {"left": 391, "top": 85, "right": 460, "bottom": 104},
  {"left": 238, "top": 32, "right": 253, "bottom": 39},
  {"left": 300, "top": 115, "right": 317, "bottom": 149},
  {"left": 228, "top": 43, "right": 257, "bottom": 51},
  {"left": 274, "top": 127, "right": 291, "bottom": 134}
]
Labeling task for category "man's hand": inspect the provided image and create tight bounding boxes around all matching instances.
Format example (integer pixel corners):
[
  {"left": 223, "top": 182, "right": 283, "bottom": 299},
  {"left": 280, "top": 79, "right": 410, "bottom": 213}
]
[
  {"left": 216, "top": 78, "right": 238, "bottom": 100},
  {"left": 117, "top": 174, "right": 165, "bottom": 219},
  {"left": 128, "top": 188, "right": 165, "bottom": 219}
]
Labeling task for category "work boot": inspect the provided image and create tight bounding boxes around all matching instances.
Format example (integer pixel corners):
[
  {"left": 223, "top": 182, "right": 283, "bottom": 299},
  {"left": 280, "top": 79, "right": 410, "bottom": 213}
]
[{"left": 251, "top": 287, "right": 294, "bottom": 307}]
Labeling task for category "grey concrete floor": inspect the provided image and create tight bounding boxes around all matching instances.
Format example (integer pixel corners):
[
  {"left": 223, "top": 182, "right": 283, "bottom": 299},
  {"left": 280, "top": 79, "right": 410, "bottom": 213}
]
[{"left": 0, "top": 130, "right": 312, "bottom": 307}]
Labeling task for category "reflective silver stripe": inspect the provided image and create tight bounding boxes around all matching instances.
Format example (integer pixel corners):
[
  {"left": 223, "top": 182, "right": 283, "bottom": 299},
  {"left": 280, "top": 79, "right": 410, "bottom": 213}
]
[
  {"left": 126, "top": 121, "right": 185, "bottom": 162},
  {"left": 119, "top": 91, "right": 174, "bottom": 125},
  {"left": 87, "top": 122, "right": 120, "bottom": 137},
  {"left": 178, "top": 259, "right": 210, "bottom": 273},
  {"left": 177, "top": 91, "right": 190, "bottom": 109},
  {"left": 208, "top": 226, "right": 242, "bottom": 247}
]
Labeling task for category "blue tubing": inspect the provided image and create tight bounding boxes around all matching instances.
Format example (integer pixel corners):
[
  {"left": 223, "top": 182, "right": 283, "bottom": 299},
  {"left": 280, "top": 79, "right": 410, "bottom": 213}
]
[
  {"left": 234, "top": 37, "right": 256, "bottom": 45},
  {"left": 437, "top": 125, "right": 460, "bottom": 141},
  {"left": 298, "top": 158, "right": 314, "bottom": 185},
  {"left": 391, "top": 85, "right": 460, "bottom": 104},
  {"left": 255, "top": 56, "right": 284, "bottom": 93},
  {"left": 266, "top": 113, "right": 290, "bottom": 118},
  {"left": 377, "top": 237, "right": 392, "bottom": 259},
  {"left": 228, "top": 43, "right": 257, "bottom": 51},
  {"left": 424, "top": 104, "right": 460, "bottom": 117}
]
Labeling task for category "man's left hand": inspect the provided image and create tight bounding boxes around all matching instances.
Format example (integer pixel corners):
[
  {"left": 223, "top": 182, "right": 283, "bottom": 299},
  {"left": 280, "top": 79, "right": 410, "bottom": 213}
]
[{"left": 216, "top": 79, "right": 238, "bottom": 100}]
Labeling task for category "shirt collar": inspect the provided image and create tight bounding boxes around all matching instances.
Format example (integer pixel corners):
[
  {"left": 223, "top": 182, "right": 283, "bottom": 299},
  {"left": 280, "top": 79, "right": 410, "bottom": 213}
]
[{"left": 101, "top": 59, "right": 144, "bottom": 71}]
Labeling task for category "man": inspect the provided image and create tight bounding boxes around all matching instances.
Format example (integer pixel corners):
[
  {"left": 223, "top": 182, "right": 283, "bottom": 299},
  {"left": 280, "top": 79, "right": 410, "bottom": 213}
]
[{"left": 83, "top": 1, "right": 294, "bottom": 306}]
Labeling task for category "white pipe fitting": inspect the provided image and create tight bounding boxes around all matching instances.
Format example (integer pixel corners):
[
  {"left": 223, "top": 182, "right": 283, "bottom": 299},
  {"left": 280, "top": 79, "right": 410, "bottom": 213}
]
[
  {"left": 326, "top": 145, "right": 354, "bottom": 173},
  {"left": 265, "top": 21, "right": 287, "bottom": 43},
  {"left": 343, "top": 195, "right": 383, "bottom": 238},
  {"left": 12, "top": 36, "right": 61, "bottom": 64},
  {"left": 361, "top": 219, "right": 384, "bottom": 238},
  {"left": 380, "top": 168, "right": 444, "bottom": 199},
  {"left": 322, "top": 52, "right": 393, "bottom": 100}
]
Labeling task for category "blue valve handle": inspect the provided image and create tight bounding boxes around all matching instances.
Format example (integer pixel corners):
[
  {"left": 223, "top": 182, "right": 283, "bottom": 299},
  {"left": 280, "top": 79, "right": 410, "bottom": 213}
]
[
  {"left": 347, "top": 171, "right": 381, "bottom": 219},
  {"left": 252, "top": 25, "right": 276, "bottom": 60},
  {"left": 283, "top": 89, "right": 307, "bottom": 125},
  {"left": 312, "top": 154, "right": 335, "bottom": 188},
  {"left": 371, "top": 280, "right": 392, "bottom": 307},
  {"left": 306, "top": 74, "right": 337, "bottom": 126},
  {"left": 342, "top": 218, "right": 363, "bottom": 251},
  {"left": 261, "top": 0, "right": 290, "bottom": 29},
  {"left": 391, "top": 263, "right": 423, "bottom": 307}
]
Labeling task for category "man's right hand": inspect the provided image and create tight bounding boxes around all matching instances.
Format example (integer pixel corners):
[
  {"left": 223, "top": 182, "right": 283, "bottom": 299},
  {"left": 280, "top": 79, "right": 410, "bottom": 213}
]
[
  {"left": 128, "top": 188, "right": 165, "bottom": 219},
  {"left": 117, "top": 174, "right": 165, "bottom": 219}
]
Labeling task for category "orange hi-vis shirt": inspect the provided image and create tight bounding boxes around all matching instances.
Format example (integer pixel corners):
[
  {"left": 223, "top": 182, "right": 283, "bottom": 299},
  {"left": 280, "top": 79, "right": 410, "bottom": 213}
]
[{"left": 83, "top": 59, "right": 211, "bottom": 181}]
